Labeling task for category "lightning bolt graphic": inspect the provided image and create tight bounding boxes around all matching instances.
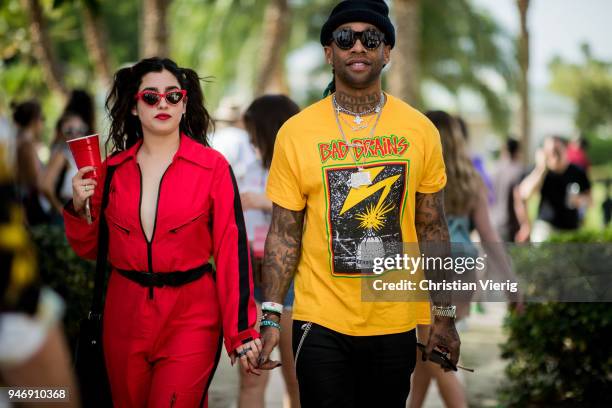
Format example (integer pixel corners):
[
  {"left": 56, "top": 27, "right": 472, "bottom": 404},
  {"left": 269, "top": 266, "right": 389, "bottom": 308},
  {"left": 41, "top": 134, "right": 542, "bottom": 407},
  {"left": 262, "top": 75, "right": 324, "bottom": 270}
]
[{"left": 340, "top": 166, "right": 401, "bottom": 216}]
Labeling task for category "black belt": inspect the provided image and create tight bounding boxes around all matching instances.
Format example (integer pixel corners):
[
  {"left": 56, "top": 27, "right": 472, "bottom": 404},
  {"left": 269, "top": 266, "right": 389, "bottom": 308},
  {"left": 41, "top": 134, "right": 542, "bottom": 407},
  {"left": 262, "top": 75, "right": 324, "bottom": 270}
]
[{"left": 116, "top": 263, "right": 212, "bottom": 288}]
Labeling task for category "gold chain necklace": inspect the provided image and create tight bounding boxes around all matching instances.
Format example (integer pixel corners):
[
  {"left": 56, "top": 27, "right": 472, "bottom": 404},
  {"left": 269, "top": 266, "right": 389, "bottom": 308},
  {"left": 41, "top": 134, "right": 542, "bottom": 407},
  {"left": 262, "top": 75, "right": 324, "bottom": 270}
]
[{"left": 332, "top": 93, "right": 386, "bottom": 188}]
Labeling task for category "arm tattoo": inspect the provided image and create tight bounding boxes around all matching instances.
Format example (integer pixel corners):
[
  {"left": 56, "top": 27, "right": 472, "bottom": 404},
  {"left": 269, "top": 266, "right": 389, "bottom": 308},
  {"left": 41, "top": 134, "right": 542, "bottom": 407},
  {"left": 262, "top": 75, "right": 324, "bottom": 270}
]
[
  {"left": 262, "top": 204, "right": 305, "bottom": 303},
  {"left": 415, "top": 191, "right": 452, "bottom": 305}
]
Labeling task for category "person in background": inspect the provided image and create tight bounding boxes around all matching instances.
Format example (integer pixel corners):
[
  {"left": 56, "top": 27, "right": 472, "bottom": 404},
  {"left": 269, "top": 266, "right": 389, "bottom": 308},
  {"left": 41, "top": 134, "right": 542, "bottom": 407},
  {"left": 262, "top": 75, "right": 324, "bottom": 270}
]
[
  {"left": 519, "top": 135, "right": 592, "bottom": 242},
  {"left": 11, "top": 100, "right": 49, "bottom": 225},
  {"left": 456, "top": 116, "right": 495, "bottom": 204},
  {"left": 490, "top": 138, "right": 525, "bottom": 242},
  {"left": 410, "top": 111, "right": 521, "bottom": 408},
  {"left": 0, "top": 144, "right": 79, "bottom": 408},
  {"left": 40, "top": 112, "right": 89, "bottom": 223},
  {"left": 63, "top": 89, "right": 96, "bottom": 134},
  {"left": 237, "top": 95, "right": 301, "bottom": 408},
  {"left": 209, "top": 97, "right": 256, "bottom": 184},
  {"left": 566, "top": 136, "right": 590, "bottom": 173},
  {"left": 41, "top": 90, "right": 96, "bottom": 223}
]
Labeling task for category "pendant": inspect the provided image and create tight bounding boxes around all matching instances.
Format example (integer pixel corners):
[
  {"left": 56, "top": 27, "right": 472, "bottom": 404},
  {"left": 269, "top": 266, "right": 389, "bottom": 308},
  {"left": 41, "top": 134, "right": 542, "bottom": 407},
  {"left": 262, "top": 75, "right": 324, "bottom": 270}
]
[
  {"left": 350, "top": 169, "right": 372, "bottom": 189},
  {"left": 354, "top": 115, "right": 363, "bottom": 125}
]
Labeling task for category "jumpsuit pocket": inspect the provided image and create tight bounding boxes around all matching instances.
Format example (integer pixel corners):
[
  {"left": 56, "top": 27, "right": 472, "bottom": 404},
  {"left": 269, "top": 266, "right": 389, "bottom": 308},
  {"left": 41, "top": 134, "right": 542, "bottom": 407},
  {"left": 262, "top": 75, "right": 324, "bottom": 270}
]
[
  {"left": 106, "top": 214, "right": 135, "bottom": 266},
  {"left": 168, "top": 211, "right": 208, "bottom": 234},
  {"left": 108, "top": 217, "right": 130, "bottom": 235},
  {"left": 294, "top": 321, "right": 313, "bottom": 369}
]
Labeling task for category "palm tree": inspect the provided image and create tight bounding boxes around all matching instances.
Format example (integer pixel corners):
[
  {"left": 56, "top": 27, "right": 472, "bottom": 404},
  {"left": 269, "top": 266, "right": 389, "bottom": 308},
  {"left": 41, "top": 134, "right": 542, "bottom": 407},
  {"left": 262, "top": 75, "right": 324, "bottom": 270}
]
[
  {"left": 255, "top": 0, "right": 290, "bottom": 96},
  {"left": 141, "top": 0, "right": 173, "bottom": 58},
  {"left": 428, "top": 0, "right": 515, "bottom": 130},
  {"left": 20, "top": 0, "right": 68, "bottom": 98},
  {"left": 389, "top": 0, "right": 421, "bottom": 106},
  {"left": 517, "top": 0, "right": 531, "bottom": 162},
  {"left": 80, "top": 0, "right": 113, "bottom": 85}
]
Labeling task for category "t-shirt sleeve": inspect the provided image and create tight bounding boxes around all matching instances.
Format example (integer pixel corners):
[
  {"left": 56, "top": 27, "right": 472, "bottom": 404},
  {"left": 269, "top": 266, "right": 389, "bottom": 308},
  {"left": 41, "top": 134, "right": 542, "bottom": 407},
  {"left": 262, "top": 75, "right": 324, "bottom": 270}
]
[
  {"left": 417, "top": 123, "right": 447, "bottom": 194},
  {"left": 266, "top": 125, "right": 306, "bottom": 211}
]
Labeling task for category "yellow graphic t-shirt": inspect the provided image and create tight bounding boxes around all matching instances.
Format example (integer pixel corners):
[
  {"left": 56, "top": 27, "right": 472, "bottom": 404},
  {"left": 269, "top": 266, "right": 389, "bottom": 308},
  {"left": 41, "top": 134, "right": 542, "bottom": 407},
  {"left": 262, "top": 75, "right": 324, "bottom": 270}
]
[{"left": 266, "top": 94, "right": 446, "bottom": 336}]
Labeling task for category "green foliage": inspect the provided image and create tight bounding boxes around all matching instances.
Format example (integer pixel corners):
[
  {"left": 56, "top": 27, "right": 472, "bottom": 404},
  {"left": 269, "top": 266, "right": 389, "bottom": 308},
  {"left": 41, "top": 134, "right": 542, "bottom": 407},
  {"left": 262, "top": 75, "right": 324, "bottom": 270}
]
[
  {"left": 549, "top": 44, "right": 612, "bottom": 136},
  {"left": 585, "top": 134, "right": 612, "bottom": 167},
  {"left": 29, "top": 224, "right": 95, "bottom": 350},
  {"left": 501, "top": 228, "right": 612, "bottom": 406},
  {"left": 421, "top": 0, "right": 515, "bottom": 132},
  {"left": 1, "top": 0, "right": 514, "bottom": 133}
]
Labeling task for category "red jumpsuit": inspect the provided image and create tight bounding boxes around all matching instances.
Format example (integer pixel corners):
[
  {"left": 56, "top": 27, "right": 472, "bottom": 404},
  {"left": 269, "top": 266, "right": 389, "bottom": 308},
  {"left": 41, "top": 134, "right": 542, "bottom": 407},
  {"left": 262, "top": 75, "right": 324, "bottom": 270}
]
[{"left": 64, "top": 134, "right": 259, "bottom": 407}]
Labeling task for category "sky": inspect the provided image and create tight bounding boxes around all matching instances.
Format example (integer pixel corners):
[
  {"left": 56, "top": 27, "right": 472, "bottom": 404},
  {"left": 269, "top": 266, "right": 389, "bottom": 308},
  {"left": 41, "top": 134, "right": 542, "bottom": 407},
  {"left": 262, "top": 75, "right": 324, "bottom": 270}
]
[{"left": 472, "top": 0, "right": 612, "bottom": 87}]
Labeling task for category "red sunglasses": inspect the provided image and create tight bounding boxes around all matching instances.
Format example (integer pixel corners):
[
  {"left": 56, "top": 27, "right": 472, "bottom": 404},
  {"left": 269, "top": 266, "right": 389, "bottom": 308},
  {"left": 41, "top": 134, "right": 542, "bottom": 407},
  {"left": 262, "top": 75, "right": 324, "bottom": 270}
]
[{"left": 134, "top": 89, "right": 187, "bottom": 106}]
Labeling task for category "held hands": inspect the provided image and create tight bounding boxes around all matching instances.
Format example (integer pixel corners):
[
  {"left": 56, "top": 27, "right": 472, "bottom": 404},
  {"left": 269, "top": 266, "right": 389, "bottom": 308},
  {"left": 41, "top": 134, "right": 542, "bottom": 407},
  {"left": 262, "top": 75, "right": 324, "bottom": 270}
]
[
  {"left": 72, "top": 166, "right": 97, "bottom": 214},
  {"left": 231, "top": 339, "right": 263, "bottom": 375},
  {"left": 257, "top": 324, "right": 282, "bottom": 370},
  {"left": 423, "top": 316, "right": 461, "bottom": 372}
]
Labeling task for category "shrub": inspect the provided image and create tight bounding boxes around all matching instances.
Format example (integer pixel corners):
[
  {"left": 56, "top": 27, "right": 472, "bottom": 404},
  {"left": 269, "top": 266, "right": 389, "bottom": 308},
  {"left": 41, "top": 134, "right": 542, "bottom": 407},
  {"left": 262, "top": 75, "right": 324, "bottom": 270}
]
[{"left": 500, "top": 228, "right": 612, "bottom": 406}]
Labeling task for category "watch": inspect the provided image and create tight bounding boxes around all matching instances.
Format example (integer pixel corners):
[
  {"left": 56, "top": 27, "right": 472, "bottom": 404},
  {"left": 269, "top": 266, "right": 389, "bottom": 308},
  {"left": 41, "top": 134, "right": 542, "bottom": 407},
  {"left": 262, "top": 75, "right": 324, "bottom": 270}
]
[{"left": 432, "top": 305, "right": 456, "bottom": 319}]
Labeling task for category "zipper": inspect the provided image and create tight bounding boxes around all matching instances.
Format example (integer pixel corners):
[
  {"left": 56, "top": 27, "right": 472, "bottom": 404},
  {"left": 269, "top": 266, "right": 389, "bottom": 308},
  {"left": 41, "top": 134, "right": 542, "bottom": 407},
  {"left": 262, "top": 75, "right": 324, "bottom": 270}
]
[
  {"left": 169, "top": 393, "right": 176, "bottom": 407},
  {"left": 294, "top": 322, "right": 313, "bottom": 368},
  {"left": 137, "top": 163, "right": 171, "bottom": 299}
]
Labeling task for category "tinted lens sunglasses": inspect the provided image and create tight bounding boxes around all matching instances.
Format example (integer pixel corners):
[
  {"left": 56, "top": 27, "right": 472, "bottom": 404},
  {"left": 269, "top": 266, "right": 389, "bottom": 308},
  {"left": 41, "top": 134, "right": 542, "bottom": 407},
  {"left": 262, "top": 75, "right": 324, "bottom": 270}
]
[
  {"left": 134, "top": 89, "right": 187, "bottom": 106},
  {"left": 332, "top": 28, "right": 386, "bottom": 50},
  {"left": 62, "top": 125, "right": 89, "bottom": 138}
]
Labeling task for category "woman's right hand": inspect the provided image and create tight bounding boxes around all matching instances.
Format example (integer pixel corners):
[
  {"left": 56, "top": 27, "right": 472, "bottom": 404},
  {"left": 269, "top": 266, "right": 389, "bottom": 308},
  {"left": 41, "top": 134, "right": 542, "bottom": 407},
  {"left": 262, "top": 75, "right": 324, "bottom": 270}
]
[{"left": 72, "top": 166, "right": 98, "bottom": 214}]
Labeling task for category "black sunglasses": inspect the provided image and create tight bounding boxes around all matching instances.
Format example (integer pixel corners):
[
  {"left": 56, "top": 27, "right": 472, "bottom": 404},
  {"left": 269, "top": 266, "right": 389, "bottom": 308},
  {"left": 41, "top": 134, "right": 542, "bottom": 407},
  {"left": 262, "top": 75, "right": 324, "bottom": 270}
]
[
  {"left": 416, "top": 342, "right": 474, "bottom": 372},
  {"left": 332, "top": 28, "right": 386, "bottom": 50},
  {"left": 62, "top": 125, "right": 89, "bottom": 138}
]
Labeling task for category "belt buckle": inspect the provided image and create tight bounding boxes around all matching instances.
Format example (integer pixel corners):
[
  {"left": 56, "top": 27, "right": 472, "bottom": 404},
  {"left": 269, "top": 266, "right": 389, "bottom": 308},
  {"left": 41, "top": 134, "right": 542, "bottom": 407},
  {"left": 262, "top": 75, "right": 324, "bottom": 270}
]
[{"left": 149, "top": 273, "right": 165, "bottom": 288}]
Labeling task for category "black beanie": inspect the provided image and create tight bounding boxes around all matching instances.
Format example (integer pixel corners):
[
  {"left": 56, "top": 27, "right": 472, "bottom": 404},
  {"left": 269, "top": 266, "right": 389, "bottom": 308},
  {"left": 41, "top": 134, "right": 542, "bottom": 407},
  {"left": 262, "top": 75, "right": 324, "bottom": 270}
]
[{"left": 320, "top": 0, "right": 395, "bottom": 49}]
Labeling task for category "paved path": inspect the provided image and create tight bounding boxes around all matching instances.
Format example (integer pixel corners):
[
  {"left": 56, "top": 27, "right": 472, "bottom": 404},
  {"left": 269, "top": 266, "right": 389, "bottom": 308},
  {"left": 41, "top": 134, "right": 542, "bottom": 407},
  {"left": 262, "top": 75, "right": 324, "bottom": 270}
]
[{"left": 209, "top": 303, "right": 509, "bottom": 408}]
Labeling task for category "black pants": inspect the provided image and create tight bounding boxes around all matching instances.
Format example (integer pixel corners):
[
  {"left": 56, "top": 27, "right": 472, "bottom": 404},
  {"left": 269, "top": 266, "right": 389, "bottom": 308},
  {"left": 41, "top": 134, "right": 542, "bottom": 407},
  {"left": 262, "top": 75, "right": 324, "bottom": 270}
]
[{"left": 292, "top": 320, "right": 416, "bottom": 408}]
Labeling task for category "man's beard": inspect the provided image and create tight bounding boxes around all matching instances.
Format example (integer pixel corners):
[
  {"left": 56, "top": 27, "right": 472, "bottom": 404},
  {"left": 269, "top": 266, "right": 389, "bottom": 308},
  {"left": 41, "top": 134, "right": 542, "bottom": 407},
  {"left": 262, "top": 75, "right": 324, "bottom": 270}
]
[{"left": 334, "top": 58, "right": 384, "bottom": 89}]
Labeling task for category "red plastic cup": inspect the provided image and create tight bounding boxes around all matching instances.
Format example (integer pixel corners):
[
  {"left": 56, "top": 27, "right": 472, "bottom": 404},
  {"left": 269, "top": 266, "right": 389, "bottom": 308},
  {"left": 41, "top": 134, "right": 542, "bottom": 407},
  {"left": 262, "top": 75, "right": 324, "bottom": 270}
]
[{"left": 67, "top": 133, "right": 102, "bottom": 180}]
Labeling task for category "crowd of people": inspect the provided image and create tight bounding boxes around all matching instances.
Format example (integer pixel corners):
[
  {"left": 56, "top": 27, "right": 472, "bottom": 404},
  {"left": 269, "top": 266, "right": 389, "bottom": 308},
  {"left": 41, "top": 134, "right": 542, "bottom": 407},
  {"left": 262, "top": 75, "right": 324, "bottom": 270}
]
[{"left": 0, "top": 0, "right": 601, "bottom": 407}]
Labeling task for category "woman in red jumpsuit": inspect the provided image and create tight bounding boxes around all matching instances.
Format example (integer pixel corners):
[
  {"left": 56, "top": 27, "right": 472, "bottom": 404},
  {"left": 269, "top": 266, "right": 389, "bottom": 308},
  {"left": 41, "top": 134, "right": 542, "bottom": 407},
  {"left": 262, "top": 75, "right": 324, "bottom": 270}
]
[{"left": 64, "top": 57, "right": 261, "bottom": 407}]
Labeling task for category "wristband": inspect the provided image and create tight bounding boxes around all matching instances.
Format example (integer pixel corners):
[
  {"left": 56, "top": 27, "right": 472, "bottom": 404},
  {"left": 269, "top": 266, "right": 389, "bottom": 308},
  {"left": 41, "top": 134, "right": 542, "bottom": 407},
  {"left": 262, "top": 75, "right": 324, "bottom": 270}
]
[
  {"left": 262, "top": 301, "right": 283, "bottom": 314},
  {"left": 260, "top": 319, "right": 281, "bottom": 330},
  {"left": 262, "top": 311, "right": 280, "bottom": 321}
]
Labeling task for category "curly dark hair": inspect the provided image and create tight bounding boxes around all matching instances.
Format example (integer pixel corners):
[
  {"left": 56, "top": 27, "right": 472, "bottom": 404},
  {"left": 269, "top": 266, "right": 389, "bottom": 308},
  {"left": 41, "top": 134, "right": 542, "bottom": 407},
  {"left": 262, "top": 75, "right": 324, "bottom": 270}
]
[{"left": 105, "top": 57, "right": 213, "bottom": 153}]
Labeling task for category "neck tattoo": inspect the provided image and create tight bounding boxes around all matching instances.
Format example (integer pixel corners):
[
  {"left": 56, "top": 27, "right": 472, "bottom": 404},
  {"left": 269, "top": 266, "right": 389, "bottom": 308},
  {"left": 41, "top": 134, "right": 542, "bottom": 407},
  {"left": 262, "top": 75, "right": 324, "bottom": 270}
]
[
  {"left": 333, "top": 92, "right": 384, "bottom": 126},
  {"left": 332, "top": 92, "right": 386, "bottom": 188}
]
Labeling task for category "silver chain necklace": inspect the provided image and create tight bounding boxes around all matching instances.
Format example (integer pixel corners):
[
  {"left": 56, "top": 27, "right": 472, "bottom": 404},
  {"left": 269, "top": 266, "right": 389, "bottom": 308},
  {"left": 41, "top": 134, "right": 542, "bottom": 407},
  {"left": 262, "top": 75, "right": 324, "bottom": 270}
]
[
  {"left": 332, "top": 92, "right": 386, "bottom": 188},
  {"left": 332, "top": 92, "right": 384, "bottom": 125}
]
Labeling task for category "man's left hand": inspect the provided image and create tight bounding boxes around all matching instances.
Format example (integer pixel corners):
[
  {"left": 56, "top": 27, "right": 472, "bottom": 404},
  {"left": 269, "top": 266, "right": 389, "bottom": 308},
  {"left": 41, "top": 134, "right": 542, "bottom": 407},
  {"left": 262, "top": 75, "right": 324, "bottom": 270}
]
[{"left": 424, "top": 315, "right": 461, "bottom": 371}]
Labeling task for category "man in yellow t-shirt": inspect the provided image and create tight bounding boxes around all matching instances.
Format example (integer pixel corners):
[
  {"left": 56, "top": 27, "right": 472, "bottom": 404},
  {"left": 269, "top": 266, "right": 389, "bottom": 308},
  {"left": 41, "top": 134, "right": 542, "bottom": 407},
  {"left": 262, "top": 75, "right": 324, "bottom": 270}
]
[{"left": 257, "top": 1, "right": 461, "bottom": 406}]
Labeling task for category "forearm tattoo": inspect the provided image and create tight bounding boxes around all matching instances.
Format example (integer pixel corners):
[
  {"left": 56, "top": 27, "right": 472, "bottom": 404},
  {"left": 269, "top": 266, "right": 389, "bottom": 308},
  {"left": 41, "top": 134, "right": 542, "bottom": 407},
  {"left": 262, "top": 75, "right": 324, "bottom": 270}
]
[
  {"left": 262, "top": 204, "right": 305, "bottom": 303},
  {"left": 415, "top": 191, "right": 452, "bottom": 305}
]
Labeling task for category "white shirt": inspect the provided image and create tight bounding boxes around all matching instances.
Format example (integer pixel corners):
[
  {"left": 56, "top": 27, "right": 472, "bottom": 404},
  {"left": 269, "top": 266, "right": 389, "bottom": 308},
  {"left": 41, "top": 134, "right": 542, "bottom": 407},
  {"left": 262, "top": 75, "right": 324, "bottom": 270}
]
[
  {"left": 239, "top": 160, "right": 271, "bottom": 254},
  {"left": 209, "top": 126, "right": 256, "bottom": 183}
]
